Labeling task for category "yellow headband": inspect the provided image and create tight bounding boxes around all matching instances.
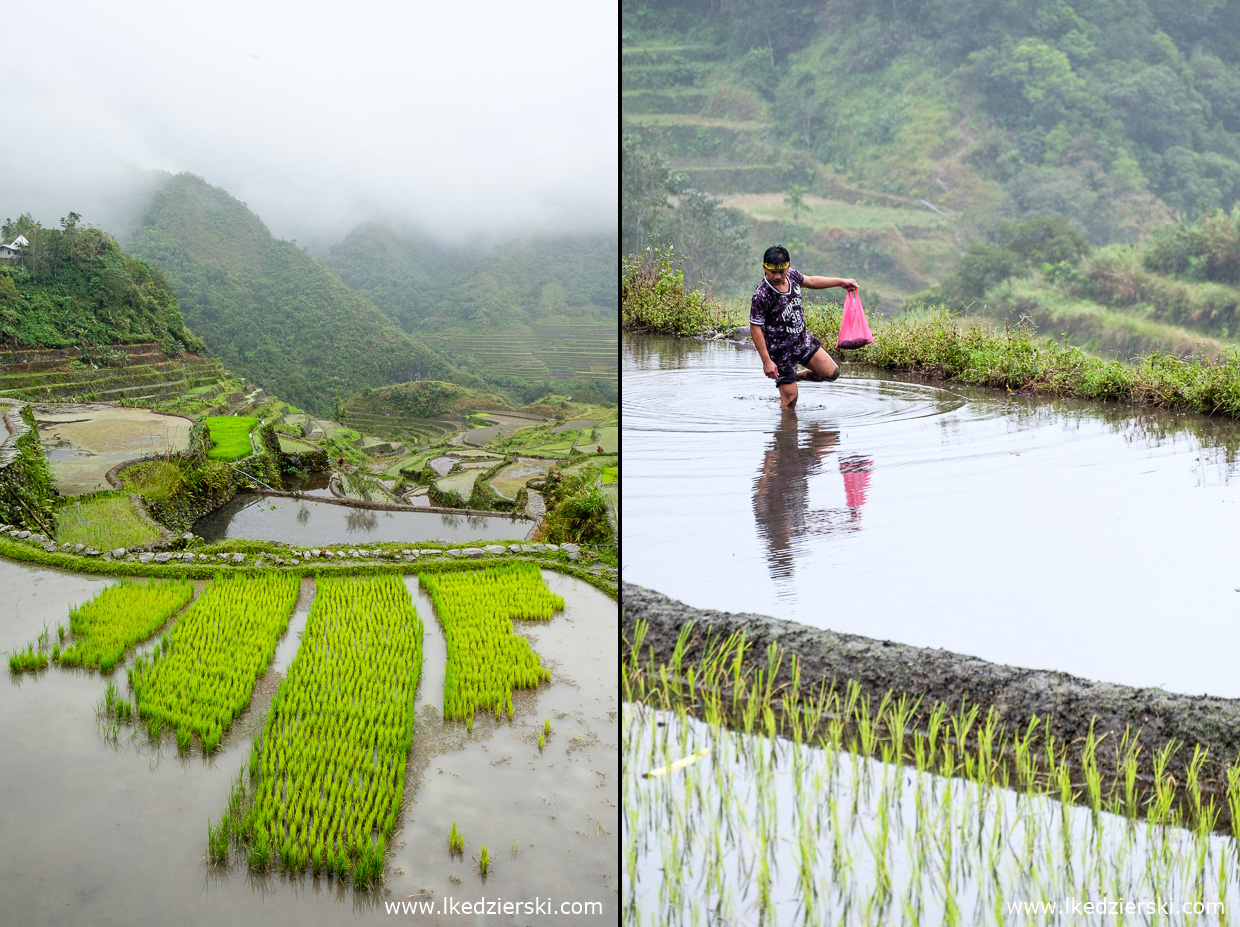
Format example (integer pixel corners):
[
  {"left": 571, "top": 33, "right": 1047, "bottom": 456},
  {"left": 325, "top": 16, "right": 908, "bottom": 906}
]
[{"left": 764, "top": 261, "right": 790, "bottom": 271}]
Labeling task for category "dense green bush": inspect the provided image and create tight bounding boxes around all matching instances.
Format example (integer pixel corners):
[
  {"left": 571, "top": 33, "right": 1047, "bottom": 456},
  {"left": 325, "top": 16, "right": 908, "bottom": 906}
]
[{"left": 621, "top": 246, "right": 734, "bottom": 335}]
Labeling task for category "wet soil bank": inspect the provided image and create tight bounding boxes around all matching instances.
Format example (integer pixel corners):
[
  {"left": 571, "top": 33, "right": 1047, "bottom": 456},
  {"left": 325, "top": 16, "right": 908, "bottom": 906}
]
[{"left": 624, "top": 582, "right": 1240, "bottom": 804}]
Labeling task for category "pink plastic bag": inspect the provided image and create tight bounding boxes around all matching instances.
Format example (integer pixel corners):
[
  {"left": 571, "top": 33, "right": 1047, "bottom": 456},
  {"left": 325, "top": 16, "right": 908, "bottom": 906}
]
[{"left": 837, "top": 290, "right": 874, "bottom": 350}]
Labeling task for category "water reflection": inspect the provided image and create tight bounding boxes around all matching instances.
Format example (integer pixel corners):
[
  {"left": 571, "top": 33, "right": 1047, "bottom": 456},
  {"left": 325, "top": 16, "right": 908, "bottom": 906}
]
[
  {"left": 624, "top": 333, "right": 1240, "bottom": 696},
  {"left": 345, "top": 508, "right": 377, "bottom": 533},
  {"left": 192, "top": 493, "right": 532, "bottom": 544},
  {"left": 753, "top": 411, "right": 873, "bottom": 595}
]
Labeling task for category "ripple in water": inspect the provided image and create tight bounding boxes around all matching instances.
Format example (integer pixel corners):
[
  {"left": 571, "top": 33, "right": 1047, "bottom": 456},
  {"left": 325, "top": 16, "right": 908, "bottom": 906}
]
[{"left": 623, "top": 364, "right": 966, "bottom": 433}]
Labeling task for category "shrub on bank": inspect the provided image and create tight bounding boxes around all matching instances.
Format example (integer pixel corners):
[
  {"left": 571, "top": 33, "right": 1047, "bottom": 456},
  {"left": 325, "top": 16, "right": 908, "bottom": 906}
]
[
  {"left": 621, "top": 262, "right": 1240, "bottom": 420},
  {"left": 621, "top": 246, "right": 737, "bottom": 336}
]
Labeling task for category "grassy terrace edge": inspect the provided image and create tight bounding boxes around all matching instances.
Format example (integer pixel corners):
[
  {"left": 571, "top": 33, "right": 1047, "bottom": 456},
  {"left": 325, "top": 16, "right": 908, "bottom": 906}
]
[
  {"left": 622, "top": 250, "right": 1240, "bottom": 419},
  {"left": 0, "top": 536, "right": 617, "bottom": 600}
]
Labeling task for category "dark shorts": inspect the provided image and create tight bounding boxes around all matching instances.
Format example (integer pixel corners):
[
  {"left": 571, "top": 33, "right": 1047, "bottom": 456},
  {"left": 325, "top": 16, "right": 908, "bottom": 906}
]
[{"left": 773, "top": 335, "right": 822, "bottom": 386}]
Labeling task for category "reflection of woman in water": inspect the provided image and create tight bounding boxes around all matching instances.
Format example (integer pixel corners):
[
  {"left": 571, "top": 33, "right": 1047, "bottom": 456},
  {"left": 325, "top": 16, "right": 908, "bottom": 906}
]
[{"left": 752, "top": 411, "right": 872, "bottom": 590}]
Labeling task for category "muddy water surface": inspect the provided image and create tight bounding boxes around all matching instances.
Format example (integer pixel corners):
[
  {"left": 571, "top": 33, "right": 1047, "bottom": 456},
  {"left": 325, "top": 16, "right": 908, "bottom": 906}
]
[
  {"left": 0, "top": 559, "right": 615, "bottom": 926},
  {"left": 33, "top": 403, "right": 192, "bottom": 495},
  {"left": 193, "top": 493, "right": 534, "bottom": 545},
  {"left": 624, "top": 335, "right": 1240, "bottom": 697}
]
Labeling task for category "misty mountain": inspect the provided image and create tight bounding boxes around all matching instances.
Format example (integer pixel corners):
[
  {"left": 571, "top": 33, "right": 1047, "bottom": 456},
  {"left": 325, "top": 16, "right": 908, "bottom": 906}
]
[
  {"left": 326, "top": 224, "right": 618, "bottom": 331},
  {"left": 126, "top": 174, "right": 457, "bottom": 416},
  {"left": 326, "top": 224, "right": 619, "bottom": 403},
  {"left": 324, "top": 222, "right": 440, "bottom": 332}
]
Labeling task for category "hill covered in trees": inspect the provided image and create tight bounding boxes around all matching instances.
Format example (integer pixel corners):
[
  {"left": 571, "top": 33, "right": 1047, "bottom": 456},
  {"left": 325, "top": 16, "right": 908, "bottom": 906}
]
[
  {"left": 126, "top": 174, "right": 458, "bottom": 416},
  {"left": 0, "top": 214, "right": 204, "bottom": 359},
  {"left": 326, "top": 224, "right": 618, "bottom": 404},
  {"left": 624, "top": 0, "right": 1240, "bottom": 316}
]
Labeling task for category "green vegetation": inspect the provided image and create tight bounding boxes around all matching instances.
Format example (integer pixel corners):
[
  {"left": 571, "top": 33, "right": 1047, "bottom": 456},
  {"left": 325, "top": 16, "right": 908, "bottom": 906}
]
[
  {"left": 621, "top": 246, "right": 735, "bottom": 336},
  {"left": 625, "top": 2, "right": 1240, "bottom": 298},
  {"left": 0, "top": 213, "right": 204, "bottom": 356},
  {"left": 421, "top": 563, "right": 562, "bottom": 726},
  {"left": 126, "top": 174, "right": 456, "bottom": 416},
  {"left": 347, "top": 380, "right": 507, "bottom": 420},
  {"left": 448, "top": 821, "right": 464, "bottom": 855},
  {"left": 624, "top": 259, "right": 1240, "bottom": 421},
  {"left": 55, "top": 494, "right": 161, "bottom": 550},
  {"left": 0, "top": 403, "right": 57, "bottom": 534},
  {"left": 8, "top": 644, "right": 48, "bottom": 674},
  {"left": 220, "top": 574, "right": 422, "bottom": 886},
  {"left": 540, "top": 464, "right": 616, "bottom": 546},
  {"left": 131, "top": 573, "right": 298, "bottom": 754},
  {"left": 327, "top": 225, "right": 618, "bottom": 406},
  {"left": 205, "top": 416, "right": 257, "bottom": 460},
  {"left": 625, "top": 621, "right": 1240, "bottom": 923},
  {"left": 58, "top": 578, "right": 193, "bottom": 672}
]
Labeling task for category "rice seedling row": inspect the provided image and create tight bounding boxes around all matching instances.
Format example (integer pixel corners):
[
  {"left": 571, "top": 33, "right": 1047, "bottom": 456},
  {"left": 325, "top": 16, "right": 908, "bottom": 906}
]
[
  {"left": 216, "top": 574, "right": 423, "bottom": 888},
  {"left": 57, "top": 577, "right": 194, "bottom": 672},
  {"left": 420, "top": 562, "right": 563, "bottom": 726},
  {"left": 625, "top": 621, "right": 1240, "bottom": 925},
  {"left": 130, "top": 572, "right": 298, "bottom": 753}
]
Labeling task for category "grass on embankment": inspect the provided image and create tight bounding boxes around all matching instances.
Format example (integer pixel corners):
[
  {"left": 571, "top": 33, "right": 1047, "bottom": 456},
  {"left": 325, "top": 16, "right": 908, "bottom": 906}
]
[
  {"left": 622, "top": 250, "right": 1240, "bottom": 419},
  {"left": 56, "top": 494, "right": 163, "bottom": 550}
]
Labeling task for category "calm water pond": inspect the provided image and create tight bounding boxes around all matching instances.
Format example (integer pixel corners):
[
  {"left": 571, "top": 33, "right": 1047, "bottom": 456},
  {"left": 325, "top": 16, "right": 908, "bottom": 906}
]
[
  {"left": 0, "top": 559, "right": 616, "bottom": 926},
  {"left": 623, "top": 334, "right": 1240, "bottom": 697},
  {"left": 194, "top": 493, "right": 534, "bottom": 545}
]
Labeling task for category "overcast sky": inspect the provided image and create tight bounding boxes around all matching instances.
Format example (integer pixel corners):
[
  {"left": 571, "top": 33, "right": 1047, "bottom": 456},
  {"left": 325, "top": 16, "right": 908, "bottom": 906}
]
[{"left": 1, "top": 0, "right": 617, "bottom": 248}]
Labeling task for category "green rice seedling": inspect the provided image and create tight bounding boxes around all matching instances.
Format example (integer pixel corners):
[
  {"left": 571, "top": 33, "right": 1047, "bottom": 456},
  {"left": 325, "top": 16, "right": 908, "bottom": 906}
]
[
  {"left": 57, "top": 625, "right": 65, "bottom": 644},
  {"left": 421, "top": 563, "right": 562, "bottom": 724},
  {"left": 207, "top": 814, "right": 230, "bottom": 865},
  {"left": 222, "top": 574, "right": 421, "bottom": 889},
  {"left": 205, "top": 416, "right": 258, "bottom": 461},
  {"left": 449, "top": 821, "right": 464, "bottom": 855},
  {"left": 132, "top": 573, "right": 297, "bottom": 752},
  {"left": 59, "top": 578, "right": 193, "bottom": 673},
  {"left": 479, "top": 844, "right": 489, "bottom": 875}
]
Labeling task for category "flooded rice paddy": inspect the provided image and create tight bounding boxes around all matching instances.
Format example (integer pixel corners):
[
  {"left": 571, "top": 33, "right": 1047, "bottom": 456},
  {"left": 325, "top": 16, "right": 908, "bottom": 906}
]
[
  {"left": 625, "top": 705, "right": 1236, "bottom": 927},
  {"left": 0, "top": 559, "right": 615, "bottom": 926},
  {"left": 623, "top": 335, "right": 1240, "bottom": 698},
  {"left": 33, "top": 404, "right": 192, "bottom": 495},
  {"left": 193, "top": 493, "right": 534, "bottom": 545}
]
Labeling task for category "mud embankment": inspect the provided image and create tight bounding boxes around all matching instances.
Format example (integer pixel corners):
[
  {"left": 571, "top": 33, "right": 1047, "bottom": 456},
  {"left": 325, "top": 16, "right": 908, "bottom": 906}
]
[{"left": 623, "top": 582, "right": 1240, "bottom": 803}]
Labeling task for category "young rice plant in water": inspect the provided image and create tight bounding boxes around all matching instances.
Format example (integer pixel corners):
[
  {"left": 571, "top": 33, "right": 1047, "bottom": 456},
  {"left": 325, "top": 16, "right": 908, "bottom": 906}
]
[
  {"left": 420, "top": 563, "right": 562, "bottom": 726},
  {"left": 217, "top": 574, "right": 423, "bottom": 888},
  {"left": 131, "top": 572, "right": 297, "bottom": 754},
  {"left": 58, "top": 577, "right": 193, "bottom": 672},
  {"left": 624, "top": 622, "right": 1240, "bottom": 926}
]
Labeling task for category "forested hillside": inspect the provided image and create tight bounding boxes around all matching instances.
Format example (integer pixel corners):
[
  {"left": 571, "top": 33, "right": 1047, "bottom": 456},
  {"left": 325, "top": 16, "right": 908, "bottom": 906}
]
[
  {"left": 624, "top": 0, "right": 1240, "bottom": 310},
  {"left": 327, "top": 224, "right": 618, "bottom": 404},
  {"left": 127, "top": 174, "right": 457, "bottom": 416},
  {"left": 0, "top": 214, "right": 203, "bottom": 358}
]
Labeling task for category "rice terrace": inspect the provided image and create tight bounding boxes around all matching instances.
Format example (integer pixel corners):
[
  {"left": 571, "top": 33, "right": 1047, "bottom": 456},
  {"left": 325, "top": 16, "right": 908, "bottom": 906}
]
[{"left": 0, "top": 366, "right": 616, "bottom": 922}]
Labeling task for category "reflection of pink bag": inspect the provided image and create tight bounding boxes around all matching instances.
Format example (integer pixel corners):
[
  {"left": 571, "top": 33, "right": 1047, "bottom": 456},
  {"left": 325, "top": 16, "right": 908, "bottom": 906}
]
[
  {"left": 839, "top": 455, "right": 872, "bottom": 509},
  {"left": 837, "top": 290, "right": 874, "bottom": 350}
]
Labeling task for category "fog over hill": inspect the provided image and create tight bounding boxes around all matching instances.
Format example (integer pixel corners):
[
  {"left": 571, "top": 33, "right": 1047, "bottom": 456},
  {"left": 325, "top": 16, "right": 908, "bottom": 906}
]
[{"left": 0, "top": 0, "right": 616, "bottom": 248}]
